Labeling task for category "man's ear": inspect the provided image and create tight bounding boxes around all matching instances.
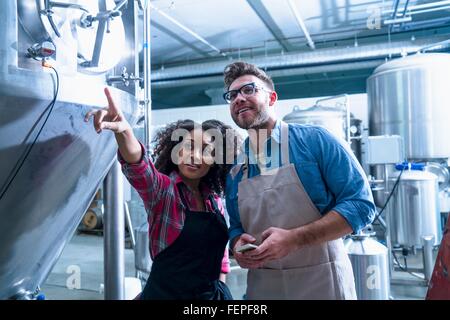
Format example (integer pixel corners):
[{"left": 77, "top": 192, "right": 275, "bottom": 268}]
[{"left": 269, "top": 91, "right": 278, "bottom": 106}]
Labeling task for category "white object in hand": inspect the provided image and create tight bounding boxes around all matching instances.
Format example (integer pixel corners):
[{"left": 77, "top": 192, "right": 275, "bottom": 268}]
[{"left": 236, "top": 243, "right": 258, "bottom": 253}]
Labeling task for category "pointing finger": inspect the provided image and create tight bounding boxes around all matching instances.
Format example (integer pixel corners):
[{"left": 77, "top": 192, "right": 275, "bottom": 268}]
[{"left": 104, "top": 87, "right": 121, "bottom": 115}]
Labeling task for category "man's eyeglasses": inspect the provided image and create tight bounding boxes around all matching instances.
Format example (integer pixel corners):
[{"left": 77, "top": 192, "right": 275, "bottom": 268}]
[{"left": 223, "top": 82, "right": 271, "bottom": 103}]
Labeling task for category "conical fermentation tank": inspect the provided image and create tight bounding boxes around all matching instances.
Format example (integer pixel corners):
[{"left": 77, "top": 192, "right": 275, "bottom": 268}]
[{"left": 0, "top": 0, "right": 141, "bottom": 299}]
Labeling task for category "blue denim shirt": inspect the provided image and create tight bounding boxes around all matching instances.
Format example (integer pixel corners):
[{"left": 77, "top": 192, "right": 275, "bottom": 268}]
[{"left": 226, "top": 120, "right": 376, "bottom": 243}]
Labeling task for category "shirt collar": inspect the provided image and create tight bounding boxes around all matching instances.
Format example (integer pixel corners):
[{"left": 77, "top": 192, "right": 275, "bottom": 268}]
[
  {"left": 171, "top": 171, "right": 212, "bottom": 196},
  {"left": 241, "top": 119, "right": 283, "bottom": 158}
]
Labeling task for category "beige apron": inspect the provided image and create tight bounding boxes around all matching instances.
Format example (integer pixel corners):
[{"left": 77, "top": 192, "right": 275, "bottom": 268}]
[{"left": 237, "top": 122, "right": 357, "bottom": 300}]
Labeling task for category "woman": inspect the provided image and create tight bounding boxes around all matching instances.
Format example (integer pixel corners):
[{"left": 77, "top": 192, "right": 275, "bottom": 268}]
[{"left": 85, "top": 88, "right": 240, "bottom": 300}]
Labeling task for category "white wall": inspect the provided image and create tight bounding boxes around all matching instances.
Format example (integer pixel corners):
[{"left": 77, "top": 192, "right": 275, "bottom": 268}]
[{"left": 149, "top": 93, "right": 369, "bottom": 136}]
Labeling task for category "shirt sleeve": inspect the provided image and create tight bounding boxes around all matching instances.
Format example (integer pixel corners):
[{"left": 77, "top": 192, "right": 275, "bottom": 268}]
[
  {"left": 226, "top": 171, "right": 245, "bottom": 246},
  {"left": 117, "top": 141, "right": 170, "bottom": 213},
  {"left": 312, "top": 127, "right": 376, "bottom": 233}
]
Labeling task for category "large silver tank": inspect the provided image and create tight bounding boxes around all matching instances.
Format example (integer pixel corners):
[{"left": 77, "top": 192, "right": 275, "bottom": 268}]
[
  {"left": 345, "top": 233, "right": 389, "bottom": 300},
  {"left": 387, "top": 169, "right": 441, "bottom": 247},
  {"left": 283, "top": 105, "right": 347, "bottom": 140},
  {"left": 367, "top": 53, "right": 450, "bottom": 160},
  {"left": 282, "top": 104, "right": 363, "bottom": 162},
  {"left": 0, "top": 1, "right": 140, "bottom": 299}
]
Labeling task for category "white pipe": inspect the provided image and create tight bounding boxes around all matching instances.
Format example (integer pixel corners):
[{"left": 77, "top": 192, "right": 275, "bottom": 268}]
[
  {"left": 149, "top": 3, "right": 227, "bottom": 57},
  {"left": 143, "top": 0, "right": 152, "bottom": 154},
  {"left": 383, "top": 0, "right": 450, "bottom": 14},
  {"left": 104, "top": 161, "right": 125, "bottom": 300},
  {"left": 287, "top": 0, "right": 315, "bottom": 50}
]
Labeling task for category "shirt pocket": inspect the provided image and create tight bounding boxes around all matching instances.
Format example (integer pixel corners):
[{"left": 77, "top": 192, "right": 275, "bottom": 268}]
[{"left": 294, "top": 161, "right": 329, "bottom": 208}]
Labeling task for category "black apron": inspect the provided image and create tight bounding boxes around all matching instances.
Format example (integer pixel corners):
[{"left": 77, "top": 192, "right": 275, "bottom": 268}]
[{"left": 140, "top": 188, "right": 233, "bottom": 300}]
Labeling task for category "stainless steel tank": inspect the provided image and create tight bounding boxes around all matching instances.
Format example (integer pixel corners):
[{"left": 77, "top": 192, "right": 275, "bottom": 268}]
[
  {"left": 345, "top": 233, "right": 389, "bottom": 300},
  {"left": 387, "top": 169, "right": 441, "bottom": 247},
  {"left": 283, "top": 104, "right": 347, "bottom": 140},
  {"left": 367, "top": 53, "right": 450, "bottom": 160},
  {"left": 282, "top": 104, "right": 363, "bottom": 162},
  {"left": 0, "top": 1, "right": 140, "bottom": 299}
]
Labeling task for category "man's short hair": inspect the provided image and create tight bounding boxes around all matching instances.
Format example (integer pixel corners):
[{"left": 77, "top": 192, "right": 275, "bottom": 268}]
[{"left": 223, "top": 61, "right": 274, "bottom": 91}]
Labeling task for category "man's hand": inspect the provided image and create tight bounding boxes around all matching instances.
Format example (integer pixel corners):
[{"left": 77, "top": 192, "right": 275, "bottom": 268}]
[
  {"left": 247, "top": 227, "right": 299, "bottom": 263},
  {"left": 84, "top": 87, "right": 131, "bottom": 134},
  {"left": 232, "top": 234, "right": 265, "bottom": 269}
]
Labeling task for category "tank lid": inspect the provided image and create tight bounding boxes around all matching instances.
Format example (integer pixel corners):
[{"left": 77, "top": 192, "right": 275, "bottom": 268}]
[
  {"left": 283, "top": 104, "right": 347, "bottom": 121},
  {"left": 393, "top": 168, "right": 438, "bottom": 181},
  {"left": 372, "top": 53, "right": 450, "bottom": 75},
  {"left": 349, "top": 231, "right": 376, "bottom": 241}
]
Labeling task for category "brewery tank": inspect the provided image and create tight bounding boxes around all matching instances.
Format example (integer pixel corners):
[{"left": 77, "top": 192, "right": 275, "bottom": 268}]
[
  {"left": 345, "top": 233, "right": 389, "bottom": 300},
  {"left": 0, "top": 0, "right": 140, "bottom": 299},
  {"left": 282, "top": 104, "right": 363, "bottom": 162},
  {"left": 387, "top": 166, "right": 441, "bottom": 247},
  {"left": 367, "top": 53, "right": 450, "bottom": 160}
]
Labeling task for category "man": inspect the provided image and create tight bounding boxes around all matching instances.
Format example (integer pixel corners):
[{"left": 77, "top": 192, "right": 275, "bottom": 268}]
[{"left": 223, "top": 61, "right": 376, "bottom": 300}]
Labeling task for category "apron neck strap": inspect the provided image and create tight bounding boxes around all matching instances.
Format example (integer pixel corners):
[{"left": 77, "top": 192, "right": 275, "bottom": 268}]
[
  {"left": 280, "top": 121, "right": 290, "bottom": 166},
  {"left": 241, "top": 122, "right": 289, "bottom": 179}
]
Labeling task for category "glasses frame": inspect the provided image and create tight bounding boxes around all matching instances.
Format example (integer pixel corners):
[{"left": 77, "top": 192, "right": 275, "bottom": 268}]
[{"left": 223, "top": 82, "right": 272, "bottom": 103}]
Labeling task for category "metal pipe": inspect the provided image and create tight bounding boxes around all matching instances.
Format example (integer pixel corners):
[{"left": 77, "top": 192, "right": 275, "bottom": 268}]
[
  {"left": 104, "top": 161, "right": 125, "bottom": 300},
  {"left": 90, "top": 0, "right": 107, "bottom": 67},
  {"left": 383, "top": 0, "right": 450, "bottom": 15},
  {"left": 391, "top": 0, "right": 401, "bottom": 19},
  {"left": 149, "top": 3, "right": 226, "bottom": 57},
  {"left": 143, "top": 0, "right": 152, "bottom": 155},
  {"left": 151, "top": 38, "right": 447, "bottom": 81},
  {"left": 113, "top": 0, "right": 128, "bottom": 12},
  {"left": 401, "top": 0, "right": 411, "bottom": 17},
  {"left": 152, "top": 60, "right": 383, "bottom": 89},
  {"left": 286, "top": 0, "right": 315, "bottom": 50},
  {"left": 124, "top": 202, "right": 136, "bottom": 249},
  {"left": 422, "top": 235, "right": 435, "bottom": 282},
  {"left": 419, "top": 39, "right": 450, "bottom": 53},
  {"left": 408, "top": 5, "right": 450, "bottom": 15}
]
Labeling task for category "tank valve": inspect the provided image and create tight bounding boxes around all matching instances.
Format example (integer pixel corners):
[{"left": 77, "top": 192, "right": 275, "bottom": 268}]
[{"left": 27, "top": 41, "right": 56, "bottom": 61}]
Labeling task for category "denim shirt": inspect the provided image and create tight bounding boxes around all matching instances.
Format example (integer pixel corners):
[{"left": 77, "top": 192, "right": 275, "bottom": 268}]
[{"left": 225, "top": 120, "right": 376, "bottom": 243}]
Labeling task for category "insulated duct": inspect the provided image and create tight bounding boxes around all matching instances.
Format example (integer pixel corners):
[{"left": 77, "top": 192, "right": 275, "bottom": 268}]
[{"left": 151, "top": 37, "right": 449, "bottom": 88}]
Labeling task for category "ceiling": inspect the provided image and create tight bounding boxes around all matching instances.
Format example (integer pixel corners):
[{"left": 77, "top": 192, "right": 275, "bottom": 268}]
[{"left": 142, "top": 0, "right": 450, "bottom": 109}]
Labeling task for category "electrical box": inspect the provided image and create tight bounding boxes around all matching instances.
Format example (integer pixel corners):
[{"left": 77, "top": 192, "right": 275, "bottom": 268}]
[{"left": 366, "top": 135, "right": 404, "bottom": 164}]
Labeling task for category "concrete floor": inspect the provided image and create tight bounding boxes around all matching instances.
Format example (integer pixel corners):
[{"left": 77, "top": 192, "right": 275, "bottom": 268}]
[
  {"left": 40, "top": 232, "right": 248, "bottom": 300},
  {"left": 40, "top": 232, "right": 428, "bottom": 300}
]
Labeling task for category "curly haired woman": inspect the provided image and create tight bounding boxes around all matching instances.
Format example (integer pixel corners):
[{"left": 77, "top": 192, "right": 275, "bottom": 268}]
[{"left": 85, "top": 88, "right": 240, "bottom": 300}]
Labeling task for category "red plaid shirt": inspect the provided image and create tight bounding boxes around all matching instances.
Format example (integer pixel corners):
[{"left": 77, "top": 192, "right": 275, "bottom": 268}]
[{"left": 118, "top": 144, "right": 230, "bottom": 274}]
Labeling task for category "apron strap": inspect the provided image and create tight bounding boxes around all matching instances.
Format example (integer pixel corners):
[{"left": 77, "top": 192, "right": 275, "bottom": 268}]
[
  {"left": 208, "top": 194, "right": 221, "bottom": 216},
  {"left": 280, "top": 121, "right": 290, "bottom": 166},
  {"left": 242, "top": 156, "right": 249, "bottom": 180}
]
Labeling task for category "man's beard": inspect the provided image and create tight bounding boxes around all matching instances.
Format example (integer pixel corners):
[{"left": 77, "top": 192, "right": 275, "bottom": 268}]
[{"left": 235, "top": 108, "right": 271, "bottom": 130}]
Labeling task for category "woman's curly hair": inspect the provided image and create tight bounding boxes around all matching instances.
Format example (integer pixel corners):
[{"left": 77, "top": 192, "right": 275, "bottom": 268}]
[{"left": 151, "top": 119, "right": 242, "bottom": 196}]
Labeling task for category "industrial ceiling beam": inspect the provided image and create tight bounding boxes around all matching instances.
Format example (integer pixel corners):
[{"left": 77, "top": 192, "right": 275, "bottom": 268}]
[
  {"left": 246, "top": 0, "right": 294, "bottom": 52},
  {"left": 286, "top": 0, "right": 315, "bottom": 50}
]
